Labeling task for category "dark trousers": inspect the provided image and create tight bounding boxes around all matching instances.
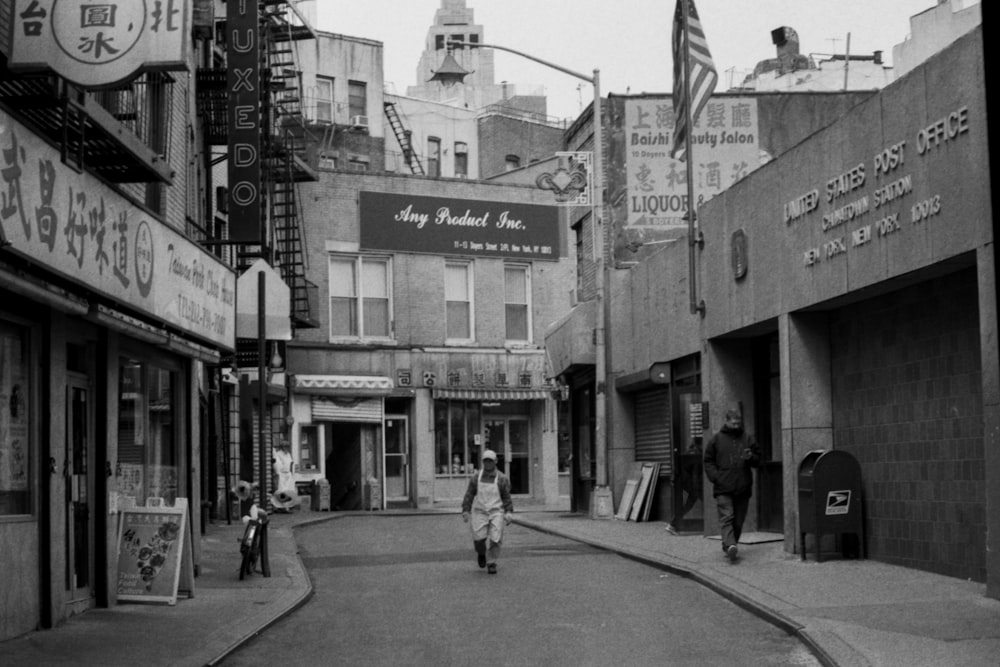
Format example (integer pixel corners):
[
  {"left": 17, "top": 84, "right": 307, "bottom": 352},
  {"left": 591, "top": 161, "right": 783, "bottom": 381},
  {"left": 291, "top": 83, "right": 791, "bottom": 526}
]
[{"left": 716, "top": 493, "right": 750, "bottom": 550}]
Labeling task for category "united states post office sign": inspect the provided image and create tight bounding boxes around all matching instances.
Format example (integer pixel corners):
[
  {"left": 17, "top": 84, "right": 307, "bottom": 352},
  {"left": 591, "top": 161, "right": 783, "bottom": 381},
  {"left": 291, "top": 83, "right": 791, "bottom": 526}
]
[
  {"left": 360, "top": 191, "right": 561, "bottom": 261},
  {"left": 7, "top": 0, "right": 190, "bottom": 89}
]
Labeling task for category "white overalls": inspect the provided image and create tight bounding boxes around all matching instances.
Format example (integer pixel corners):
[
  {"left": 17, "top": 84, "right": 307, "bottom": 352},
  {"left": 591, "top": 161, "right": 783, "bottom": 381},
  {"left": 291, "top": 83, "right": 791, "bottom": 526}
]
[{"left": 470, "top": 469, "right": 505, "bottom": 563}]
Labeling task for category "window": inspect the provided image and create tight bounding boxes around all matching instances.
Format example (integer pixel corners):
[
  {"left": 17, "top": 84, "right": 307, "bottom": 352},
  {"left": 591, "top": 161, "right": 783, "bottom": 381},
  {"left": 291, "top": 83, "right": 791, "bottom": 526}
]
[
  {"left": 0, "top": 321, "right": 31, "bottom": 516},
  {"left": 445, "top": 261, "right": 473, "bottom": 341},
  {"left": 504, "top": 264, "right": 531, "bottom": 342},
  {"left": 117, "top": 358, "right": 180, "bottom": 505},
  {"left": 299, "top": 425, "right": 318, "bottom": 471},
  {"left": 329, "top": 256, "right": 392, "bottom": 340},
  {"left": 315, "top": 77, "right": 334, "bottom": 123},
  {"left": 454, "top": 141, "right": 468, "bottom": 178},
  {"left": 435, "top": 400, "right": 482, "bottom": 476},
  {"left": 505, "top": 154, "right": 521, "bottom": 171},
  {"left": 427, "top": 137, "right": 441, "bottom": 178},
  {"left": 348, "top": 80, "right": 367, "bottom": 120}
]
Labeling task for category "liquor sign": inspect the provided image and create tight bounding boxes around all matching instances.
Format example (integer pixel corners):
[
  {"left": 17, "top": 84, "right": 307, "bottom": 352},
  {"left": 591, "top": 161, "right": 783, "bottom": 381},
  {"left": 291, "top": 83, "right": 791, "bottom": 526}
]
[
  {"left": 8, "top": 0, "right": 190, "bottom": 89},
  {"left": 624, "top": 97, "right": 760, "bottom": 230},
  {"left": 226, "top": 0, "right": 261, "bottom": 242},
  {"left": 360, "top": 191, "right": 562, "bottom": 261}
]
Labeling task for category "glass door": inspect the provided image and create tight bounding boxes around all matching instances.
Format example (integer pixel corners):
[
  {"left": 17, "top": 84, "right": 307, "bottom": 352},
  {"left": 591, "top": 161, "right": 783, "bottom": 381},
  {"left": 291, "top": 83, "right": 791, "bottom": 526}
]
[
  {"left": 65, "top": 375, "right": 95, "bottom": 608},
  {"left": 383, "top": 416, "right": 409, "bottom": 503},
  {"left": 484, "top": 417, "right": 530, "bottom": 495}
]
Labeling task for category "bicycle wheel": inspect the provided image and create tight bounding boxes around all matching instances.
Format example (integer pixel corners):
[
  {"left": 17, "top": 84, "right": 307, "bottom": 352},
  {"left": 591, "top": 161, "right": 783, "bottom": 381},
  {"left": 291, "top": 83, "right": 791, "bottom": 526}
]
[
  {"left": 239, "top": 542, "right": 252, "bottom": 580},
  {"left": 239, "top": 523, "right": 256, "bottom": 580}
]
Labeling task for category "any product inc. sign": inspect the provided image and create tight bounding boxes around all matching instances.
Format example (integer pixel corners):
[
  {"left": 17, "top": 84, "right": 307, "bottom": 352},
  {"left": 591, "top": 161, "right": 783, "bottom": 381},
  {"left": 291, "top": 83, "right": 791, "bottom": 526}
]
[{"left": 360, "top": 191, "right": 562, "bottom": 261}]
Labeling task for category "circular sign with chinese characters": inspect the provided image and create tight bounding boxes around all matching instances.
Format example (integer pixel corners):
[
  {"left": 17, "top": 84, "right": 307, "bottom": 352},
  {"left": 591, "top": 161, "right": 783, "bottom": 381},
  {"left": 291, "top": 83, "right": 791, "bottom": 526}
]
[
  {"left": 52, "top": 0, "right": 148, "bottom": 65},
  {"left": 8, "top": 0, "right": 187, "bottom": 89}
]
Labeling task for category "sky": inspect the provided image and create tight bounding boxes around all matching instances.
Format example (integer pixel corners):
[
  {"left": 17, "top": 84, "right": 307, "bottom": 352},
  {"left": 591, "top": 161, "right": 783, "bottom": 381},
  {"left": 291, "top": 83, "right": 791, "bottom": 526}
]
[{"left": 310, "top": 0, "right": 963, "bottom": 121}]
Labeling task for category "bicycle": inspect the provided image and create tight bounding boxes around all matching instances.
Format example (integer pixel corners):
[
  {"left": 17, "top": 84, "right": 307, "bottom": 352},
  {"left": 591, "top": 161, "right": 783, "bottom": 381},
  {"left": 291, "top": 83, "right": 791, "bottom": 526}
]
[{"left": 238, "top": 504, "right": 270, "bottom": 579}]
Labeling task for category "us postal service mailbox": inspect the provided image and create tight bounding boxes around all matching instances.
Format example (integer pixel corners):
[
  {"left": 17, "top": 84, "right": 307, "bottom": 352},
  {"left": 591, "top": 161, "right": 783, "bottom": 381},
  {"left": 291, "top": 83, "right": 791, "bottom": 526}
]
[{"left": 798, "top": 449, "right": 864, "bottom": 562}]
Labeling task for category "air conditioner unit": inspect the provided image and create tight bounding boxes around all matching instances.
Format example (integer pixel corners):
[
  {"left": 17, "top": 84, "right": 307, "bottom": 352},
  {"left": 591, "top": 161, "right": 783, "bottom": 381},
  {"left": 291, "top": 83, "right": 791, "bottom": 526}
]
[{"left": 350, "top": 115, "right": 369, "bottom": 129}]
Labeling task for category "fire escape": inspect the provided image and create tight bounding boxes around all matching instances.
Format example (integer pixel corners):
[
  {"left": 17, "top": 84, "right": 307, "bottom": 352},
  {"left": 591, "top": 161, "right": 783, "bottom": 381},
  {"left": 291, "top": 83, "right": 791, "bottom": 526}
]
[
  {"left": 384, "top": 101, "right": 424, "bottom": 175},
  {"left": 196, "top": 1, "right": 320, "bottom": 353}
]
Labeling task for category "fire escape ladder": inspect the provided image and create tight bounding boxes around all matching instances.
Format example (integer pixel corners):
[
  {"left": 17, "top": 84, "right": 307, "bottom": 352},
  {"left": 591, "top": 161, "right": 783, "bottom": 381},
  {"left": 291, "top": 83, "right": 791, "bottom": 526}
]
[
  {"left": 383, "top": 101, "right": 424, "bottom": 175},
  {"left": 262, "top": 1, "right": 319, "bottom": 329}
]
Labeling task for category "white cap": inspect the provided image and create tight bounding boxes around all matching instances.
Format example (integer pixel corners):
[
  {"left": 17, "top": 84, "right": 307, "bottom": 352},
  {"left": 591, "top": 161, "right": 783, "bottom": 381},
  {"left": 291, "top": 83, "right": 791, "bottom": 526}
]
[{"left": 482, "top": 449, "right": 497, "bottom": 462}]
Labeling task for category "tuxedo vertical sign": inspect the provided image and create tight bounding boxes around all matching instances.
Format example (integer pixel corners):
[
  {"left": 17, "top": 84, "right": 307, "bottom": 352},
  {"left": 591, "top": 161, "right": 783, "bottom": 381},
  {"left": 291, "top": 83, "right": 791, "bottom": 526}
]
[{"left": 227, "top": 0, "right": 261, "bottom": 242}]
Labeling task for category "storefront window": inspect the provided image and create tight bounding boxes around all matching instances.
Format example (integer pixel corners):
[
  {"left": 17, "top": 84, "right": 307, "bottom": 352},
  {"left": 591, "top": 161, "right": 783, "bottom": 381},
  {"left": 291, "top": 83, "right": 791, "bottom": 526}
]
[
  {"left": 434, "top": 400, "right": 481, "bottom": 476},
  {"left": 118, "top": 358, "right": 179, "bottom": 505},
  {"left": 0, "top": 321, "right": 31, "bottom": 516}
]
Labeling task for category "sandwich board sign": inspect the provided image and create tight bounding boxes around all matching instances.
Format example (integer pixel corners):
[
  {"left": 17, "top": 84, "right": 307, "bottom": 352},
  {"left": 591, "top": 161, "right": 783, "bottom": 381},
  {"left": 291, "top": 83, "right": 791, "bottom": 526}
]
[{"left": 115, "top": 497, "right": 194, "bottom": 605}]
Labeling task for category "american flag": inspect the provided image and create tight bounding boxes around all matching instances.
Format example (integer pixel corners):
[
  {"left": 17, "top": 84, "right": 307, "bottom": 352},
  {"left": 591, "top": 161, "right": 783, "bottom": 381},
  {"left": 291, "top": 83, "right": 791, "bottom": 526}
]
[{"left": 670, "top": 0, "right": 718, "bottom": 161}]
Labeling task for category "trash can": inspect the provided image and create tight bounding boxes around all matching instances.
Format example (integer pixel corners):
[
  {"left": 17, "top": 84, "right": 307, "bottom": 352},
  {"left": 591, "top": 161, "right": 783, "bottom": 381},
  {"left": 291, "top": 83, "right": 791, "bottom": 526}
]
[{"left": 798, "top": 449, "right": 864, "bottom": 562}]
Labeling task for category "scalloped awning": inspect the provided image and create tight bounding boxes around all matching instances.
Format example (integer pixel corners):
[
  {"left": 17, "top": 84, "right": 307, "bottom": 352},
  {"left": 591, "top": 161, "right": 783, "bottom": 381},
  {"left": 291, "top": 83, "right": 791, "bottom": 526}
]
[{"left": 291, "top": 374, "right": 394, "bottom": 397}]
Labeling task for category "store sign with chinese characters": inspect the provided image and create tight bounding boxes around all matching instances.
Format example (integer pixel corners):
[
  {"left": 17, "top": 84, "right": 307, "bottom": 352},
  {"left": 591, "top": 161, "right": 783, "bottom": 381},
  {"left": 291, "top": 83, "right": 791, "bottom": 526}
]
[
  {"left": 624, "top": 97, "right": 760, "bottom": 230},
  {"left": 8, "top": 0, "right": 190, "bottom": 88},
  {"left": 0, "top": 109, "right": 235, "bottom": 350}
]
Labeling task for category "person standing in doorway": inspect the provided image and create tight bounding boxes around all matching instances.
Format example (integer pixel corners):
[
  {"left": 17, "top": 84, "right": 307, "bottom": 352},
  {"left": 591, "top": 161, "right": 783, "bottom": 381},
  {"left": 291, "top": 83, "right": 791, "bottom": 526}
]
[
  {"left": 703, "top": 408, "right": 760, "bottom": 562},
  {"left": 461, "top": 449, "right": 513, "bottom": 574}
]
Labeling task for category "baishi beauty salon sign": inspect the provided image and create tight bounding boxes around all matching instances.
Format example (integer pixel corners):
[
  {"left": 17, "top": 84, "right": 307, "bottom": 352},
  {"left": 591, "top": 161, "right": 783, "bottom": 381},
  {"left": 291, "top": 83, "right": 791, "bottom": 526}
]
[{"left": 360, "top": 192, "right": 561, "bottom": 261}]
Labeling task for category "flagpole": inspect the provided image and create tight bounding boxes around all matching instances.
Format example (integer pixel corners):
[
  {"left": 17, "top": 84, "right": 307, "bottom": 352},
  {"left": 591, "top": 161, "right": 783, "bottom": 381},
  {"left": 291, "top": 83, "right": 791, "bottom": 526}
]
[{"left": 680, "top": 0, "right": 703, "bottom": 316}]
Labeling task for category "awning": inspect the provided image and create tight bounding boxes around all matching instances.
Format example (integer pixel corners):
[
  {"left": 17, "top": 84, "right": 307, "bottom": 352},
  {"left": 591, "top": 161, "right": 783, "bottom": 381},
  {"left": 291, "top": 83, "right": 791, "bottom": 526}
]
[
  {"left": 432, "top": 388, "right": 550, "bottom": 401},
  {"left": 292, "top": 374, "right": 395, "bottom": 397}
]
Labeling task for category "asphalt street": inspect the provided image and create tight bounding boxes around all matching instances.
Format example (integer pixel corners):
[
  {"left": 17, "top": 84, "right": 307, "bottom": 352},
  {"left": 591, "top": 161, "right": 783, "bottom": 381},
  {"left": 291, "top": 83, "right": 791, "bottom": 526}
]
[{"left": 221, "top": 514, "right": 819, "bottom": 666}]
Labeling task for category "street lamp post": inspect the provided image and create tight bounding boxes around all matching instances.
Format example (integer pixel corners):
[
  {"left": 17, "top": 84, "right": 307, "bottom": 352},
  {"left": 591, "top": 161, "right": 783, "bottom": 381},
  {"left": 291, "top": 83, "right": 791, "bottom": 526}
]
[{"left": 441, "top": 41, "right": 612, "bottom": 517}]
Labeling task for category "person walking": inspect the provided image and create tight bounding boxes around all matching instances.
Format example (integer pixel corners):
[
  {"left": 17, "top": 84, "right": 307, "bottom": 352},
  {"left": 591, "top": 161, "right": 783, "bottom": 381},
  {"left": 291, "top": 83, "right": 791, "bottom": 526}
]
[
  {"left": 461, "top": 449, "right": 513, "bottom": 574},
  {"left": 703, "top": 408, "right": 760, "bottom": 562}
]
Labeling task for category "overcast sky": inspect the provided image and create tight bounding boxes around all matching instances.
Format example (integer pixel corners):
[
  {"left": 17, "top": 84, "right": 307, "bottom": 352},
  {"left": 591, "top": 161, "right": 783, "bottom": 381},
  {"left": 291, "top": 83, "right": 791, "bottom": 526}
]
[{"left": 310, "top": 0, "right": 967, "bottom": 120}]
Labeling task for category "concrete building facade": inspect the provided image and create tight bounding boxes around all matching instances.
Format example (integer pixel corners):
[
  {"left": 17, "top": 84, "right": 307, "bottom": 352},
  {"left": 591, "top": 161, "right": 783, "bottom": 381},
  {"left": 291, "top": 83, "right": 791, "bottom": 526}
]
[{"left": 577, "top": 27, "right": 997, "bottom": 594}]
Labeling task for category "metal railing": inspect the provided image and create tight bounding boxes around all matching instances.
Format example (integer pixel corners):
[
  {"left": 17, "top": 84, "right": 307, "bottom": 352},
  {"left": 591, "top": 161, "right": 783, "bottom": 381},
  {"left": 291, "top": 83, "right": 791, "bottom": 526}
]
[{"left": 90, "top": 72, "right": 173, "bottom": 160}]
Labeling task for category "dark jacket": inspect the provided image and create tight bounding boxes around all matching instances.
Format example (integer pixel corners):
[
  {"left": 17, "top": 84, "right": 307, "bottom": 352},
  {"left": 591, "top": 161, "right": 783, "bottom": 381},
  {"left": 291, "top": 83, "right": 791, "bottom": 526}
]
[{"left": 703, "top": 425, "right": 760, "bottom": 498}]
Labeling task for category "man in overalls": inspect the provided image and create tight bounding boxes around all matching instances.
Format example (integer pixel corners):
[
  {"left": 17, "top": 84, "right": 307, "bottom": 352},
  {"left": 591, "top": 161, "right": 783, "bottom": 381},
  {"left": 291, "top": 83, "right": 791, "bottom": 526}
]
[{"left": 461, "top": 449, "right": 514, "bottom": 574}]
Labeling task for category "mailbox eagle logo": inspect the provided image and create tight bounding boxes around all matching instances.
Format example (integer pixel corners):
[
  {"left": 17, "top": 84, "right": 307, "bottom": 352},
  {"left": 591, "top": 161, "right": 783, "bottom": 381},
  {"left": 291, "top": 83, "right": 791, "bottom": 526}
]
[{"left": 825, "top": 490, "right": 851, "bottom": 515}]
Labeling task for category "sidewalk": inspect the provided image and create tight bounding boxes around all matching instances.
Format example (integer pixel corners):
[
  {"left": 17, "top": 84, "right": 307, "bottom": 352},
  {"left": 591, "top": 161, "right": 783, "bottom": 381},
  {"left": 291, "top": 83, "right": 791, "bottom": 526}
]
[
  {"left": 2, "top": 509, "right": 999, "bottom": 666},
  {"left": 0, "top": 510, "right": 319, "bottom": 667},
  {"left": 515, "top": 512, "right": 1000, "bottom": 667}
]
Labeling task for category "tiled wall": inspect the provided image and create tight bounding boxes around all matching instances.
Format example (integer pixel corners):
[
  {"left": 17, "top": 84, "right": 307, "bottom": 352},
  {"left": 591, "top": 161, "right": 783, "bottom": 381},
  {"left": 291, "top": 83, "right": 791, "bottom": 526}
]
[{"left": 830, "top": 268, "right": 986, "bottom": 581}]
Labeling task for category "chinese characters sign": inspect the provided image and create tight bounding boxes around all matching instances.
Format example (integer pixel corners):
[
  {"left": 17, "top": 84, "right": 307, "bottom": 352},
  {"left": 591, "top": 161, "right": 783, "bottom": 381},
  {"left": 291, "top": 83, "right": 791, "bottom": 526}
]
[
  {"left": 0, "top": 110, "right": 236, "bottom": 350},
  {"left": 360, "top": 191, "right": 562, "bottom": 261},
  {"left": 8, "top": 0, "right": 189, "bottom": 88},
  {"left": 625, "top": 97, "right": 760, "bottom": 229}
]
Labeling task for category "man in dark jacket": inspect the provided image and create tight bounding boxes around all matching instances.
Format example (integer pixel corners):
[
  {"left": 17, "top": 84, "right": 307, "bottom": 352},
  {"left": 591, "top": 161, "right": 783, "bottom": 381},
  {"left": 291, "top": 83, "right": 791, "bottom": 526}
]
[{"left": 703, "top": 409, "right": 761, "bottom": 562}]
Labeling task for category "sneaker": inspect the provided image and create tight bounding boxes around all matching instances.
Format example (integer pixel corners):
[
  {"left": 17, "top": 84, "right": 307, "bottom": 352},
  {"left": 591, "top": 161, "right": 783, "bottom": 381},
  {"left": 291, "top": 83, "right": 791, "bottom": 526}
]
[
  {"left": 726, "top": 544, "right": 739, "bottom": 562},
  {"left": 665, "top": 523, "right": 678, "bottom": 535},
  {"left": 477, "top": 553, "right": 486, "bottom": 568},
  {"left": 487, "top": 563, "right": 497, "bottom": 574}
]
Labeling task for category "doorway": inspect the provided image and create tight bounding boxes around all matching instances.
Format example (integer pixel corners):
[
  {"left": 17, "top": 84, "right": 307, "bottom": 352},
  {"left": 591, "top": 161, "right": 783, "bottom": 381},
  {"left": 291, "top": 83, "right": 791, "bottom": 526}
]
[
  {"left": 753, "top": 333, "right": 783, "bottom": 532},
  {"left": 65, "top": 372, "right": 95, "bottom": 612},
  {"left": 383, "top": 415, "right": 410, "bottom": 505},
  {"left": 325, "top": 422, "right": 362, "bottom": 510},
  {"left": 484, "top": 416, "right": 530, "bottom": 495}
]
